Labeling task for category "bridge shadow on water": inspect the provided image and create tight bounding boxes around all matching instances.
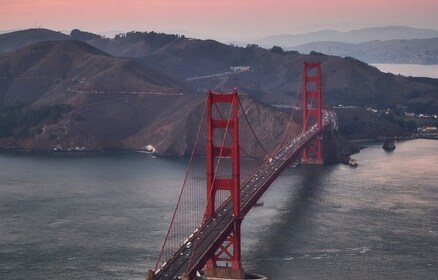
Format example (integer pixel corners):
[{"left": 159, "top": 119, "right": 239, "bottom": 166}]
[{"left": 249, "top": 164, "right": 331, "bottom": 260}]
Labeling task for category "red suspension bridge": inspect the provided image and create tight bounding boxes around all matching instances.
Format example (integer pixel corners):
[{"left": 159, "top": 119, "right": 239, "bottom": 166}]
[{"left": 146, "top": 62, "right": 337, "bottom": 280}]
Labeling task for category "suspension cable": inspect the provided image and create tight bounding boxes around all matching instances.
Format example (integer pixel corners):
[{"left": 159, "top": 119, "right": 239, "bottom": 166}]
[
  {"left": 237, "top": 96, "right": 273, "bottom": 158},
  {"left": 154, "top": 95, "right": 208, "bottom": 271},
  {"left": 272, "top": 83, "right": 301, "bottom": 155},
  {"left": 212, "top": 101, "right": 252, "bottom": 159}
]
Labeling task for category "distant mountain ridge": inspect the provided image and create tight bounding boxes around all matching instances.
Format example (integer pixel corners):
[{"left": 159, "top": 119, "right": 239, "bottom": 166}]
[
  {"left": 0, "top": 28, "right": 71, "bottom": 54},
  {"left": 1, "top": 28, "right": 437, "bottom": 111},
  {"left": 0, "top": 38, "right": 307, "bottom": 156},
  {"left": 80, "top": 32, "right": 438, "bottom": 113},
  {"left": 0, "top": 40, "right": 185, "bottom": 107},
  {"left": 0, "top": 28, "right": 436, "bottom": 153},
  {"left": 252, "top": 26, "right": 438, "bottom": 48},
  {"left": 0, "top": 39, "right": 198, "bottom": 153},
  {"left": 292, "top": 38, "right": 438, "bottom": 65},
  {"left": 4, "top": 27, "right": 438, "bottom": 65}
]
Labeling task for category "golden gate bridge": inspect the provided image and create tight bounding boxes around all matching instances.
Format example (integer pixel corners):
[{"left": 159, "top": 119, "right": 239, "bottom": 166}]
[{"left": 146, "top": 62, "right": 337, "bottom": 280}]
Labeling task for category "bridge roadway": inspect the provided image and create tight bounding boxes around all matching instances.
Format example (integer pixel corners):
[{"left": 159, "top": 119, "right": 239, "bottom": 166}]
[{"left": 154, "top": 111, "right": 335, "bottom": 280}]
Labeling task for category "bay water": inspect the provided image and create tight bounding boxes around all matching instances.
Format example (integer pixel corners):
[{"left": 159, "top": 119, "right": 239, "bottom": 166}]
[
  {"left": 371, "top": 64, "right": 438, "bottom": 78},
  {"left": 0, "top": 139, "right": 437, "bottom": 279}
]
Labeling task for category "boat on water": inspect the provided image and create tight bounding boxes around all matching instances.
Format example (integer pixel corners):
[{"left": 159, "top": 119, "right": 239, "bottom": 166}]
[
  {"left": 254, "top": 201, "right": 264, "bottom": 207},
  {"left": 348, "top": 158, "right": 358, "bottom": 167},
  {"left": 343, "top": 156, "right": 358, "bottom": 167},
  {"left": 382, "top": 140, "right": 396, "bottom": 151}
]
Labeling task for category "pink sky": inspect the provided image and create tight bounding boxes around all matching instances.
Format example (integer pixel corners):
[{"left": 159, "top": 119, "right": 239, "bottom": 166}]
[{"left": 1, "top": 0, "right": 438, "bottom": 41}]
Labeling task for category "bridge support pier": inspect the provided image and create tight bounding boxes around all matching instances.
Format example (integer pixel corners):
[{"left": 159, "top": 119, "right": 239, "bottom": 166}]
[
  {"left": 302, "top": 136, "right": 324, "bottom": 165},
  {"left": 204, "top": 267, "right": 245, "bottom": 279},
  {"left": 145, "top": 270, "right": 155, "bottom": 280}
]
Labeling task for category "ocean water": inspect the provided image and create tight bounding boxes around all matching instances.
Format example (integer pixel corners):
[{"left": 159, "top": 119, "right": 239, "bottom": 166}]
[
  {"left": 372, "top": 63, "right": 438, "bottom": 78},
  {"left": 0, "top": 139, "right": 437, "bottom": 279},
  {"left": 243, "top": 139, "right": 437, "bottom": 279}
]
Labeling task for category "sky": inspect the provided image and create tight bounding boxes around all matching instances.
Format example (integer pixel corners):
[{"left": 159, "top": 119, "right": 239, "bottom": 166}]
[{"left": 1, "top": 0, "right": 438, "bottom": 42}]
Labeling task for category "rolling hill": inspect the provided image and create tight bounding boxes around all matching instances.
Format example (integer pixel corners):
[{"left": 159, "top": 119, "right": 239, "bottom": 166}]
[
  {"left": 74, "top": 32, "right": 438, "bottom": 114},
  {"left": 0, "top": 39, "right": 321, "bottom": 158},
  {"left": 0, "top": 39, "right": 193, "bottom": 152},
  {"left": 3, "top": 29, "right": 437, "bottom": 113},
  {"left": 0, "top": 28, "right": 435, "bottom": 156},
  {"left": 0, "top": 28, "right": 71, "bottom": 54},
  {"left": 0, "top": 39, "right": 186, "bottom": 107}
]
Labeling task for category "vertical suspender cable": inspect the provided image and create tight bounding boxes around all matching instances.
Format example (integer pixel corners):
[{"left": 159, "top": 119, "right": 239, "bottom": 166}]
[{"left": 154, "top": 95, "right": 208, "bottom": 271}]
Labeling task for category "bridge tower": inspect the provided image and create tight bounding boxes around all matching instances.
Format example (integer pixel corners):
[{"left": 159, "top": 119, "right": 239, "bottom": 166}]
[
  {"left": 301, "top": 62, "right": 324, "bottom": 164},
  {"left": 205, "top": 90, "right": 244, "bottom": 279}
]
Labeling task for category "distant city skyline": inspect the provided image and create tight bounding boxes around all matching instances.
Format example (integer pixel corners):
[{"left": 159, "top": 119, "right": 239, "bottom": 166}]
[{"left": 2, "top": 0, "right": 438, "bottom": 42}]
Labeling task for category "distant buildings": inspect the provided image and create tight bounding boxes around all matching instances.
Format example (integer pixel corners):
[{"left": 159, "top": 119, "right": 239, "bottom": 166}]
[
  {"left": 229, "top": 66, "right": 250, "bottom": 72},
  {"left": 417, "top": 113, "right": 437, "bottom": 118},
  {"left": 418, "top": 126, "right": 438, "bottom": 132}
]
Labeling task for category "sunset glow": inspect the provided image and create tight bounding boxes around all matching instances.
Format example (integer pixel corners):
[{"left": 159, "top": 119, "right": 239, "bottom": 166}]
[{"left": 2, "top": 0, "right": 438, "bottom": 41}]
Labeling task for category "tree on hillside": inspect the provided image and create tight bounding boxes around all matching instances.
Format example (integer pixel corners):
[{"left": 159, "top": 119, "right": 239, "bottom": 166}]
[
  {"left": 270, "top": 45, "right": 284, "bottom": 54},
  {"left": 70, "top": 29, "right": 101, "bottom": 41}
]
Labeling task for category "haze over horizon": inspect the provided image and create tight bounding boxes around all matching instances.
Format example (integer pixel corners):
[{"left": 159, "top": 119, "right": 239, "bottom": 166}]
[{"left": 2, "top": 0, "right": 438, "bottom": 42}]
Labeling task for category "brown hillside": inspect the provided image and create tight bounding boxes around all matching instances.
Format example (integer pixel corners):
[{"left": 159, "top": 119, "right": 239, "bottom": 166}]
[
  {"left": 0, "top": 39, "right": 307, "bottom": 157},
  {"left": 0, "top": 28, "right": 71, "bottom": 54},
  {"left": 83, "top": 33, "right": 438, "bottom": 112},
  {"left": 124, "top": 95, "right": 300, "bottom": 158},
  {"left": 1, "top": 29, "right": 436, "bottom": 113},
  {"left": 0, "top": 40, "right": 187, "bottom": 107},
  {"left": 0, "top": 40, "right": 192, "bottom": 151},
  {"left": 0, "top": 29, "right": 421, "bottom": 157},
  {"left": 335, "top": 107, "right": 410, "bottom": 139}
]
